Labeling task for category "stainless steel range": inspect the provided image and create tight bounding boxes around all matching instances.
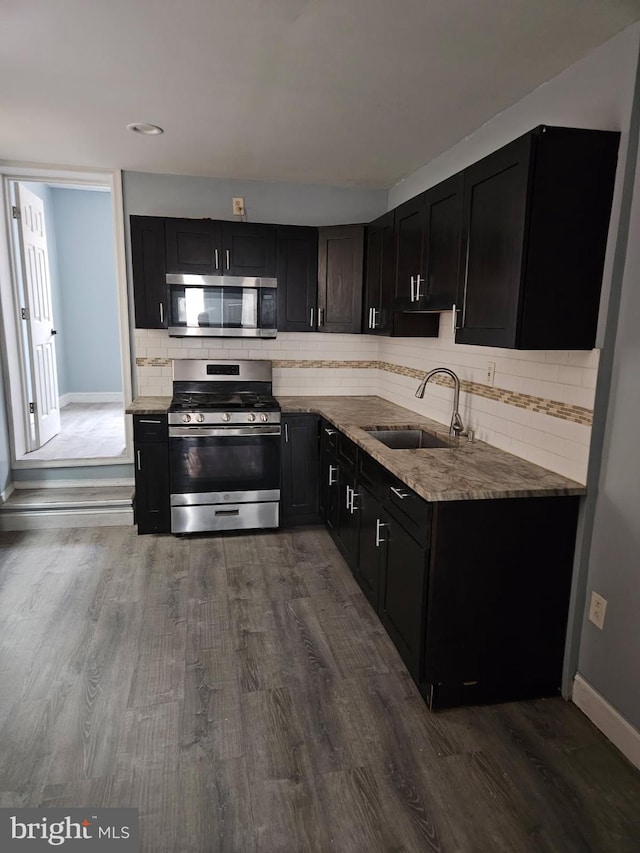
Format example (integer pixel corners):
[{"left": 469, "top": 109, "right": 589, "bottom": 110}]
[{"left": 168, "top": 360, "right": 281, "bottom": 534}]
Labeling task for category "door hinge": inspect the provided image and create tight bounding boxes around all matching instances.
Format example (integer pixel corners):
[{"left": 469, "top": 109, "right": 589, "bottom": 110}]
[
  {"left": 29, "top": 401, "right": 35, "bottom": 414},
  {"left": 12, "top": 205, "right": 20, "bottom": 220},
  {"left": 21, "top": 307, "right": 28, "bottom": 320}
]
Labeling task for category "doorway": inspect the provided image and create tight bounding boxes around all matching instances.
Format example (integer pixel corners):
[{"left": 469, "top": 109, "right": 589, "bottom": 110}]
[{"left": 0, "top": 168, "right": 133, "bottom": 470}]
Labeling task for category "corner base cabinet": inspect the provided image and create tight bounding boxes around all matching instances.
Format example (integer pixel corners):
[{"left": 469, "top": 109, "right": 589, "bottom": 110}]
[{"left": 133, "top": 415, "right": 170, "bottom": 534}]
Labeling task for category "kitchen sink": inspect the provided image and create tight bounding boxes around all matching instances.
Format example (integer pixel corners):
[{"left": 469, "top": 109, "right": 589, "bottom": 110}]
[{"left": 366, "top": 428, "right": 452, "bottom": 450}]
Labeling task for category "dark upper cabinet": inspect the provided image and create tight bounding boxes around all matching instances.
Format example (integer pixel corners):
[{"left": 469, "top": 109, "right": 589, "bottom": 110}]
[
  {"left": 456, "top": 125, "right": 619, "bottom": 349},
  {"left": 393, "top": 176, "right": 461, "bottom": 312},
  {"left": 393, "top": 193, "right": 426, "bottom": 307},
  {"left": 280, "top": 413, "right": 321, "bottom": 526},
  {"left": 422, "top": 173, "right": 463, "bottom": 310},
  {"left": 130, "top": 216, "right": 167, "bottom": 329},
  {"left": 364, "top": 211, "right": 395, "bottom": 334},
  {"left": 277, "top": 225, "right": 319, "bottom": 331},
  {"left": 223, "top": 222, "right": 277, "bottom": 277},
  {"left": 165, "top": 218, "right": 223, "bottom": 274},
  {"left": 165, "top": 218, "right": 277, "bottom": 277},
  {"left": 317, "top": 225, "right": 365, "bottom": 334}
]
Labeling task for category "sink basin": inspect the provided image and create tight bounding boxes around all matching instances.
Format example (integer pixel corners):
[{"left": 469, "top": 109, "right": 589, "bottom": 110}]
[{"left": 366, "top": 428, "right": 452, "bottom": 450}]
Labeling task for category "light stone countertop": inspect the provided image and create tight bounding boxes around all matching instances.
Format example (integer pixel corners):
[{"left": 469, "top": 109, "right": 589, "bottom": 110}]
[
  {"left": 125, "top": 393, "right": 586, "bottom": 501},
  {"left": 277, "top": 395, "right": 586, "bottom": 502}
]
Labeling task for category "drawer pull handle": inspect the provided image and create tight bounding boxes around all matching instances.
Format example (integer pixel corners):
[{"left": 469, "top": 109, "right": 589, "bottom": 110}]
[
  {"left": 375, "top": 519, "right": 388, "bottom": 547},
  {"left": 328, "top": 465, "right": 338, "bottom": 486},
  {"left": 324, "top": 427, "right": 337, "bottom": 436},
  {"left": 391, "top": 486, "right": 410, "bottom": 500},
  {"left": 139, "top": 418, "right": 161, "bottom": 424}
]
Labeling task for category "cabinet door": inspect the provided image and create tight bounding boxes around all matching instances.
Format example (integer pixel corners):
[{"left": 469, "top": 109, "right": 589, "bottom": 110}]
[
  {"left": 393, "top": 193, "right": 426, "bottom": 307},
  {"left": 222, "top": 223, "right": 277, "bottom": 277},
  {"left": 277, "top": 226, "right": 319, "bottom": 331},
  {"left": 322, "top": 448, "right": 341, "bottom": 533},
  {"left": 364, "top": 211, "right": 394, "bottom": 334},
  {"left": 422, "top": 173, "right": 463, "bottom": 310},
  {"left": 130, "top": 216, "right": 167, "bottom": 329},
  {"left": 165, "top": 218, "right": 223, "bottom": 274},
  {"left": 379, "top": 515, "right": 428, "bottom": 680},
  {"left": 281, "top": 414, "right": 320, "bottom": 526},
  {"left": 134, "top": 441, "right": 170, "bottom": 534},
  {"left": 317, "top": 225, "right": 364, "bottom": 334},
  {"left": 456, "top": 134, "right": 532, "bottom": 347},
  {"left": 355, "top": 486, "right": 384, "bottom": 610}
]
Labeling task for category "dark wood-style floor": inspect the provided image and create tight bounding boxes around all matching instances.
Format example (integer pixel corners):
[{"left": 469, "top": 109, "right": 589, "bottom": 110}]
[{"left": 0, "top": 526, "right": 638, "bottom": 852}]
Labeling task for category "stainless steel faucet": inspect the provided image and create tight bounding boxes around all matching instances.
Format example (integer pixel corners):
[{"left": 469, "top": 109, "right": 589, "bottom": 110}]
[{"left": 415, "top": 367, "right": 467, "bottom": 438}]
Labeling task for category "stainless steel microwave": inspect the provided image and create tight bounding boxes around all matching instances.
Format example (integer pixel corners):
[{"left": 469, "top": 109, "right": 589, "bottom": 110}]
[{"left": 166, "top": 274, "right": 277, "bottom": 337}]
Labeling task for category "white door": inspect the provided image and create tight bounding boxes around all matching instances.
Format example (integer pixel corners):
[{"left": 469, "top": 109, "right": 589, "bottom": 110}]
[{"left": 16, "top": 183, "right": 61, "bottom": 448}]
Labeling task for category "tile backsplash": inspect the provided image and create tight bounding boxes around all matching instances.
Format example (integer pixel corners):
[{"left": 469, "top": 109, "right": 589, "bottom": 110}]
[{"left": 134, "top": 316, "right": 599, "bottom": 483}]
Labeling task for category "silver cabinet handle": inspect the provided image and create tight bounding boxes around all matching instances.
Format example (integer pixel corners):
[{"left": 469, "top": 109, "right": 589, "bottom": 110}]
[
  {"left": 416, "top": 274, "right": 422, "bottom": 301},
  {"left": 318, "top": 307, "right": 325, "bottom": 326},
  {"left": 159, "top": 302, "right": 164, "bottom": 323},
  {"left": 410, "top": 276, "right": 415, "bottom": 302},
  {"left": 452, "top": 303, "right": 457, "bottom": 335},
  {"left": 369, "top": 307, "right": 374, "bottom": 329},
  {"left": 310, "top": 307, "right": 315, "bottom": 328},
  {"left": 346, "top": 484, "right": 352, "bottom": 511},
  {"left": 371, "top": 308, "right": 378, "bottom": 329},
  {"left": 136, "top": 450, "right": 142, "bottom": 470},
  {"left": 328, "top": 464, "right": 338, "bottom": 486},
  {"left": 215, "top": 248, "right": 219, "bottom": 270},
  {"left": 390, "top": 486, "right": 410, "bottom": 500},
  {"left": 375, "top": 519, "right": 388, "bottom": 547},
  {"left": 139, "top": 418, "right": 161, "bottom": 424},
  {"left": 324, "top": 427, "right": 337, "bottom": 436},
  {"left": 284, "top": 422, "right": 289, "bottom": 443},
  {"left": 226, "top": 249, "right": 230, "bottom": 270},
  {"left": 350, "top": 488, "right": 359, "bottom": 514}
]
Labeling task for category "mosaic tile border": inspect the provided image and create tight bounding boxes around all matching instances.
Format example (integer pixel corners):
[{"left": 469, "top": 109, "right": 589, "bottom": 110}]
[{"left": 135, "top": 357, "right": 592, "bottom": 426}]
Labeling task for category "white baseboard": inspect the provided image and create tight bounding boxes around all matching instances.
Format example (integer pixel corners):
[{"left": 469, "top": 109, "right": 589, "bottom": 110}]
[
  {"left": 0, "top": 507, "right": 134, "bottom": 531},
  {"left": 13, "top": 478, "right": 135, "bottom": 489},
  {"left": 60, "top": 392, "right": 123, "bottom": 406},
  {"left": 572, "top": 674, "right": 640, "bottom": 771},
  {"left": 0, "top": 483, "right": 15, "bottom": 503}
]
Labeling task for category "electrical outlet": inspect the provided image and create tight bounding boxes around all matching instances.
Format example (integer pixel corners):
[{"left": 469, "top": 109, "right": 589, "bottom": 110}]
[
  {"left": 588, "top": 591, "right": 607, "bottom": 629},
  {"left": 486, "top": 361, "right": 496, "bottom": 387},
  {"left": 232, "top": 197, "right": 245, "bottom": 216}
]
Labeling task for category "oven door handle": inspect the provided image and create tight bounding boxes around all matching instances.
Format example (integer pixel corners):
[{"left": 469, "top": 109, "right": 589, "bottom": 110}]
[{"left": 169, "top": 425, "right": 281, "bottom": 438}]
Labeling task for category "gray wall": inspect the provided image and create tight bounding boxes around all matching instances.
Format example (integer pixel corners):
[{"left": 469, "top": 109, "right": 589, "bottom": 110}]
[
  {"left": 50, "top": 188, "right": 121, "bottom": 394},
  {"left": 122, "top": 171, "right": 387, "bottom": 224},
  {"left": 577, "top": 100, "right": 640, "bottom": 729}
]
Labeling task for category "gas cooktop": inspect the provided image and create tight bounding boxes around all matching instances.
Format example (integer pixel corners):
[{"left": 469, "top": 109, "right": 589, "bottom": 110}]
[{"left": 169, "top": 391, "right": 279, "bottom": 412}]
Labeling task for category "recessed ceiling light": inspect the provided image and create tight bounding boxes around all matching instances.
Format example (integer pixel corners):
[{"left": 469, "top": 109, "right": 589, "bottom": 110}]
[{"left": 127, "top": 122, "right": 164, "bottom": 136}]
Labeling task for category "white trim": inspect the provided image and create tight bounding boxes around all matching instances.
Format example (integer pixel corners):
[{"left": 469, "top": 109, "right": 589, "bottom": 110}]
[
  {"left": 0, "top": 507, "right": 134, "bottom": 531},
  {"left": 59, "top": 392, "right": 124, "bottom": 405},
  {"left": 13, "top": 477, "right": 134, "bottom": 489},
  {"left": 572, "top": 674, "right": 640, "bottom": 771},
  {"left": 0, "top": 164, "right": 134, "bottom": 470},
  {"left": 0, "top": 483, "right": 15, "bottom": 503}
]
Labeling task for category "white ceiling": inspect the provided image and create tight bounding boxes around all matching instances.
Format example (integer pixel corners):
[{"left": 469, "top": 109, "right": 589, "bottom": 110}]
[{"left": 2, "top": 0, "right": 640, "bottom": 188}]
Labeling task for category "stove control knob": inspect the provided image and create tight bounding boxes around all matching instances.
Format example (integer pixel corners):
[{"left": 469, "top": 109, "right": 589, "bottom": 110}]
[
  {"left": 247, "top": 413, "right": 256, "bottom": 422},
  {"left": 222, "top": 413, "right": 231, "bottom": 422},
  {"left": 195, "top": 413, "right": 205, "bottom": 423},
  {"left": 181, "top": 414, "right": 191, "bottom": 423},
  {"left": 260, "top": 413, "right": 268, "bottom": 422}
]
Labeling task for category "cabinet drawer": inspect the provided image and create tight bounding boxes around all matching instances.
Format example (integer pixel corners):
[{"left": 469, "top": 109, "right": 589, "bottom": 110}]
[
  {"left": 337, "top": 433, "right": 357, "bottom": 471},
  {"left": 133, "top": 414, "right": 168, "bottom": 443},
  {"left": 357, "top": 451, "right": 385, "bottom": 500},
  {"left": 321, "top": 420, "right": 339, "bottom": 453},
  {"left": 383, "top": 474, "right": 431, "bottom": 548}
]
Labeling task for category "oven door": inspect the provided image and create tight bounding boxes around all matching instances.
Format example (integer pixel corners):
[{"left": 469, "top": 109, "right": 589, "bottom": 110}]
[{"left": 169, "top": 425, "right": 281, "bottom": 505}]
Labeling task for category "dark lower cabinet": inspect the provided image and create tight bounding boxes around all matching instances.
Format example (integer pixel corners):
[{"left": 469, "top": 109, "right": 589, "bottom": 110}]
[
  {"left": 354, "top": 485, "right": 384, "bottom": 610},
  {"left": 280, "top": 414, "right": 321, "bottom": 526},
  {"left": 379, "top": 513, "right": 428, "bottom": 681},
  {"left": 133, "top": 415, "right": 170, "bottom": 534}
]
